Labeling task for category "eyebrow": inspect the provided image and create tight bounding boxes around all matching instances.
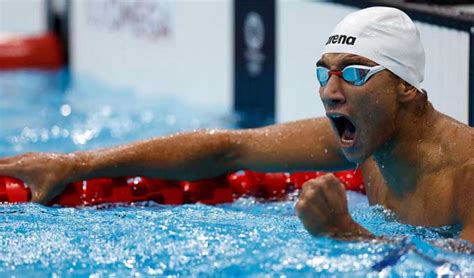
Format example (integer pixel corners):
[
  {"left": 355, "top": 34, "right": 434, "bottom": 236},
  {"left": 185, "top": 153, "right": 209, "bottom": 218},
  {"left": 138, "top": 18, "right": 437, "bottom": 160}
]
[{"left": 316, "top": 60, "right": 327, "bottom": 67}]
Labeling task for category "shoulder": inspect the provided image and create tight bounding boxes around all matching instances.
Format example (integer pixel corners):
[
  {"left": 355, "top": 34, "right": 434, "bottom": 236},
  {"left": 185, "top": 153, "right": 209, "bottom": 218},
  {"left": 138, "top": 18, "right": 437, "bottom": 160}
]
[
  {"left": 435, "top": 113, "right": 473, "bottom": 166},
  {"left": 455, "top": 159, "right": 474, "bottom": 186},
  {"left": 454, "top": 159, "right": 474, "bottom": 224}
]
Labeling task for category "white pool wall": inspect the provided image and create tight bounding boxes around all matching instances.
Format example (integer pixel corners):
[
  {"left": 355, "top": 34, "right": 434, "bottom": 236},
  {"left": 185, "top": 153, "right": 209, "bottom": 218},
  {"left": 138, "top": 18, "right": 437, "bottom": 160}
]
[
  {"left": 0, "top": 0, "right": 470, "bottom": 124},
  {"left": 0, "top": 0, "right": 47, "bottom": 35},
  {"left": 70, "top": 0, "right": 233, "bottom": 112}
]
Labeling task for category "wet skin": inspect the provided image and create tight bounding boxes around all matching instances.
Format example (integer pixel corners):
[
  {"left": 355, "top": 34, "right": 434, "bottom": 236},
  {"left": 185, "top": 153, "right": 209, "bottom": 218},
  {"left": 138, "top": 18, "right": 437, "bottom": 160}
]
[
  {"left": 297, "top": 53, "right": 474, "bottom": 242},
  {"left": 0, "top": 53, "right": 472, "bottom": 243}
]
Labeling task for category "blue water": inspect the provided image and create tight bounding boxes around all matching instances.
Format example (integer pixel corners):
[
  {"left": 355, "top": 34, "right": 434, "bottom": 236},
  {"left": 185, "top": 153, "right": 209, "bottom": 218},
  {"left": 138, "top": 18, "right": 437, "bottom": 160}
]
[{"left": 0, "top": 70, "right": 473, "bottom": 276}]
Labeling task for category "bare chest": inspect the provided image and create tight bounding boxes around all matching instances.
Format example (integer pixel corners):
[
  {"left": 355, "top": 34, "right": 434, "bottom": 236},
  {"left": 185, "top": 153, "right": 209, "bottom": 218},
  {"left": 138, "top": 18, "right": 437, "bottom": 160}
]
[{"left": 362, "top": 166, "right": 457, "bottom": 227}]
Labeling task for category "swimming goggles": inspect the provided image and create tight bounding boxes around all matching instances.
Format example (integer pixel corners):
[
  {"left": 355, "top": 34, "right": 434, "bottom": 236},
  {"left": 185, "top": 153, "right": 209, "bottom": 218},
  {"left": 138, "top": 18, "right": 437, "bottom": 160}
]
[{"left": 316, "top": 65, "right": 385, "bottom": 87}]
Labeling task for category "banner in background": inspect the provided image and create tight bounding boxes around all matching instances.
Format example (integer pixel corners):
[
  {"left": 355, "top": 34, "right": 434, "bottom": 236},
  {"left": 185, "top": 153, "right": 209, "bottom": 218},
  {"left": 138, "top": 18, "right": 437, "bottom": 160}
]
[
  {"left": 83, "top": 0, "right": 171, "bottom": 41},
  {"left": 234, "top": 0, "right": 275, "bottom": 128}
]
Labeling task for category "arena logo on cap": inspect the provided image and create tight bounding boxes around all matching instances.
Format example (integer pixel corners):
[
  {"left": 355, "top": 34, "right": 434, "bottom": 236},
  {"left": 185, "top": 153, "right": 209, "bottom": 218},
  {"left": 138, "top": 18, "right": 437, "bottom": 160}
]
[{"left": 326, "top": 34, "right": 356, "bottom": 46}]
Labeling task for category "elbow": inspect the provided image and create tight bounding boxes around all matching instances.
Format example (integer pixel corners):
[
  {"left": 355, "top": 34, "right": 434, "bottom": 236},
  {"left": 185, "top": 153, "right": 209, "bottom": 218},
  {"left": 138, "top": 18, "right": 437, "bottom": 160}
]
[
  {"left": 181, "top": 129, "right": 242, "bottom": 178},
  {"left": 208, "top": 129, "right": 242, "bottom": 171}
]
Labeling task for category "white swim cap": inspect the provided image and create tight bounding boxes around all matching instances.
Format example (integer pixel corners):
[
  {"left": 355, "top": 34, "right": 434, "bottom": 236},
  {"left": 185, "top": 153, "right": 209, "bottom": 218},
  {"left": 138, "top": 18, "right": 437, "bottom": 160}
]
[{"left": 322, "top": 7, "right": 425, "bottom": 92}]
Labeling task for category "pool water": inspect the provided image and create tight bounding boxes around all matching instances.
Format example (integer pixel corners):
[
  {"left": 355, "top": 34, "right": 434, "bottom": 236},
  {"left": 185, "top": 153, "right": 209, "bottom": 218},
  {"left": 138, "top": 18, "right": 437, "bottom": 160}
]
[{"left": 0, "top": 70, "right": 473, "bottom": 276}]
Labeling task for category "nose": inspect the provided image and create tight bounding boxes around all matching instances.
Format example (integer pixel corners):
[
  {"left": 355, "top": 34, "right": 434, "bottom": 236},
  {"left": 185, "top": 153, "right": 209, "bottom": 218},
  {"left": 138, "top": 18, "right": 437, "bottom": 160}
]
[{"left": 319, "top": 75, "right": 346, "bottom": 109}]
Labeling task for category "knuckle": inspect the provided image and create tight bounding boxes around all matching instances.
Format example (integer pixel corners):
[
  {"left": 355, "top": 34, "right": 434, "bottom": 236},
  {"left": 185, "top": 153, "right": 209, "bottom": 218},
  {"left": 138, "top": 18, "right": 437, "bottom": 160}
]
[
  {"left": 320, "top": 173, "right": 332, "bottom": 180},
  {"left": 299, "top": 188, "right": 309, "bottom": 199},
  {"left": 301, "top": 179, "right": 315, "bottom": 190},
  {"left": 337, "top": 182, "right": 346, "bottom": 191},
  {"left": 313, "top": 185, "right": 325, "bottom": 195},
  {"left": 300, "top": 184, "right": 321, "bottom": 200},
  {"left": 295, "top": 200, "right": 306, "bottom": 212},
  {"left": 312, "top": 180, "right": 328, "bottom": 191},
  {"left": 323, "top": 173, "right": 337, "bottom": 182},
  {"left": 305, "top": 189, "right": 317, "bottom": 200},
  {"left": 320, "top": 180, "right": 331, "bottom": 188},
  {"left": 301, "top": 182, "right": 308, "bottom": 191}
]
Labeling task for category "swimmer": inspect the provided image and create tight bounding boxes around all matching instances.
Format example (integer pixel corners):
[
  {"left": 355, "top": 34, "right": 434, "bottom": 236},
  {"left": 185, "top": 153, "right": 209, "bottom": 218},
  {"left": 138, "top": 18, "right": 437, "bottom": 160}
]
[{"left": 0, "top": 7, "right": 472, "bottom": 243}]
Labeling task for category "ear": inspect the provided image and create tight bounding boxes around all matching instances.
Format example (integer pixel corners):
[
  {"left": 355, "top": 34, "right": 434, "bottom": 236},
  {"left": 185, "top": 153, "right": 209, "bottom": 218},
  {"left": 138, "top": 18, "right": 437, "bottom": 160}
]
[{"left": 397, "top": 81, "right": 418, "bottom": 103}]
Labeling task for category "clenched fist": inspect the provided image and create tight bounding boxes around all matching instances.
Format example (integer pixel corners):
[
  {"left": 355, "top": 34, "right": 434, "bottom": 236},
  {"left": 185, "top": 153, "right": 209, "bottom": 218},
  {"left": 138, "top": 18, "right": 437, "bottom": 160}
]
[{"left": 295, "top": 173, "right": 371, "bottom": 239}]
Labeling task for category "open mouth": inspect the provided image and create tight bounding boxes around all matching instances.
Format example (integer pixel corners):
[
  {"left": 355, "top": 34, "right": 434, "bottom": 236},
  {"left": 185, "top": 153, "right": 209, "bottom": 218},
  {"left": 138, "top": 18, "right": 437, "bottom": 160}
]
[{"left": 328, "top": 114, "right": 357, "bottom": 147}]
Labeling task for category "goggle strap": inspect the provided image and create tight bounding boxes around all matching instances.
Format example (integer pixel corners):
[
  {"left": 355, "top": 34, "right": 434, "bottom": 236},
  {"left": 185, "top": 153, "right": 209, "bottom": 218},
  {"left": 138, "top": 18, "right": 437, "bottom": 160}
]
[{"left": 363, "top": 66, "right": 385, "bottom": 82}]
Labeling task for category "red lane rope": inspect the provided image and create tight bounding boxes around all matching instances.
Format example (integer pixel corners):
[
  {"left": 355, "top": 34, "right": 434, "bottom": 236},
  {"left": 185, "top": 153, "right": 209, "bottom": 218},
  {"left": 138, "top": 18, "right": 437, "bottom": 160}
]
[
  {"left": 0, "top": 32, "right": 63, "bottom": 70},
  {"left": 0, "top": 170, "right": 364, "bottom": 206}
]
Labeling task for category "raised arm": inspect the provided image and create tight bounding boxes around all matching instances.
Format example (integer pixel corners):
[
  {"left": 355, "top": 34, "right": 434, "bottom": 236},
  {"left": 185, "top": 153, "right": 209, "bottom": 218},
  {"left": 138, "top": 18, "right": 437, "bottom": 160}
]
[{"left": 0, "top": 117, "right": 353, "bottom": 204}]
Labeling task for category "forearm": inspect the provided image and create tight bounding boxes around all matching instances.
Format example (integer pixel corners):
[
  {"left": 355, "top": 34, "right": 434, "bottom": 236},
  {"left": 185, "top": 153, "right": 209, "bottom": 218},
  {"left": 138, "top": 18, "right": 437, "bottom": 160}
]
[{"left": 68, "top": 129, "right": 238, "bottom": 182}]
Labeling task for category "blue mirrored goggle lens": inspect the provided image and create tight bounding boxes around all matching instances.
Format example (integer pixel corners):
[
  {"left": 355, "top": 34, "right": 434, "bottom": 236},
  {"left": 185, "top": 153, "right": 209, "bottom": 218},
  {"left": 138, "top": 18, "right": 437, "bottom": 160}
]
[
  {"left": 316, "top": 67, "right": 330, "bottom": 86},
  {"left": 342, "top": 67, "right": 370, "bottom": 86}
]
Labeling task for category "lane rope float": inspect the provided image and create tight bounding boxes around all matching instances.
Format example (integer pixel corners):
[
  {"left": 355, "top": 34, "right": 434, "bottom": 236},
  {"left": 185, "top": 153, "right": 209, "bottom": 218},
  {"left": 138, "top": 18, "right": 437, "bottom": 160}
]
[{"left": 0, "top": 170, "right": 364, "bottom": 206}]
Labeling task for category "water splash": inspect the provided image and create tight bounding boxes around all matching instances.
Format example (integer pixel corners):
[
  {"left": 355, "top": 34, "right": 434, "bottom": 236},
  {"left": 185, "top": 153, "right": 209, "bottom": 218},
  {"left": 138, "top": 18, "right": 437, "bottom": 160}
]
[{"left": 0, "top": 194, "right": 471, "bottom": 276}]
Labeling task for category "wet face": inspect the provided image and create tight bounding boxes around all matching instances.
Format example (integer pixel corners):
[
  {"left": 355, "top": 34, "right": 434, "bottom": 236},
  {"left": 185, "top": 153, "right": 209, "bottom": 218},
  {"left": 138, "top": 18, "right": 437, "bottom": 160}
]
[{"left": 317, "top": 53, "right": 401, "bottom": 163}]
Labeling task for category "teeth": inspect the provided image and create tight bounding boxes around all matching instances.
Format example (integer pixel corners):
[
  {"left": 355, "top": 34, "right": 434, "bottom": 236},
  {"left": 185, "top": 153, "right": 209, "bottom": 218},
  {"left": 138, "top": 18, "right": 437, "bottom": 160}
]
[{"left": 341, "top": 138, "right": 353, "bottom": 144}]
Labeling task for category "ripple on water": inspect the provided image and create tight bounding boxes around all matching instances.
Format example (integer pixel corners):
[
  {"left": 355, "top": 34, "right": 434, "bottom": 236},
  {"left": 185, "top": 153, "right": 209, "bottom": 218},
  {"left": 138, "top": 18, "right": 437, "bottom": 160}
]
[{"left": 0, "top": 192, "right": 472, "bottom": 276}]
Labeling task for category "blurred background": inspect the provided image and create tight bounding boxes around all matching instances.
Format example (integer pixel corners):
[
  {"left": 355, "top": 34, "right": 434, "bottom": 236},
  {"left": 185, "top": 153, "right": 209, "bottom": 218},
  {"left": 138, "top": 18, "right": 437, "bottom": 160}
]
[{"left": 0, "top": 0, "right": 473, "bottom": 130}]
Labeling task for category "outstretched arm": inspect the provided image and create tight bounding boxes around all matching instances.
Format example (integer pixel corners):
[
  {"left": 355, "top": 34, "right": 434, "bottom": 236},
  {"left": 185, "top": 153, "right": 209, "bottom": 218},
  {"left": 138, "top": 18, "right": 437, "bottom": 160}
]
[
  {"left": 0, "top": 117, "right": 353, "bottom": 204},
  {"left": 77, "top": 117, "right": 352, "bottom": 180}
]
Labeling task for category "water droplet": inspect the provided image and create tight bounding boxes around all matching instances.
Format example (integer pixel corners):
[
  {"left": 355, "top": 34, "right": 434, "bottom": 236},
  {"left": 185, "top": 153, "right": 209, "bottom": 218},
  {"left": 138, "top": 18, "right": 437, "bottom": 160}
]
[
  {"left": 60, "top": 104, "right": 71, "bottom": 117},
  {"left": 40, "top": 128, "right": 49, "bottom": 142},
  {"left": 51, "top": 125, "right": 60, "bottom": 137},
  {"left": 61, "top": 129, "right": 69, "bottom": 138}
]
